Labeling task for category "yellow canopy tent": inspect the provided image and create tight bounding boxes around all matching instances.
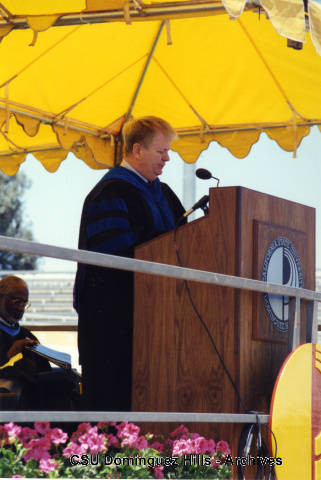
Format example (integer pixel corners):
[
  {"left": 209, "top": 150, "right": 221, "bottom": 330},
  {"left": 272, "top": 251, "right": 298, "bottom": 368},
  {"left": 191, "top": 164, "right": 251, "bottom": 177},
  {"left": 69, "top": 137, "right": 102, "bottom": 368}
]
[{"left": 0, "top": 0, "right": 321, "bottom": 174}]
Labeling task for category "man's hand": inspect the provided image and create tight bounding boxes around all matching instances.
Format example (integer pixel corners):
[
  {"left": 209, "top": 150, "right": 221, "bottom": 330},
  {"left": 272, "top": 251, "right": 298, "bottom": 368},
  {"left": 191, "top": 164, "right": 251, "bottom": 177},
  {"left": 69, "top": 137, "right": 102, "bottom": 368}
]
[{"left": 7, "top": 339, "right": 38, "bottom": 359}]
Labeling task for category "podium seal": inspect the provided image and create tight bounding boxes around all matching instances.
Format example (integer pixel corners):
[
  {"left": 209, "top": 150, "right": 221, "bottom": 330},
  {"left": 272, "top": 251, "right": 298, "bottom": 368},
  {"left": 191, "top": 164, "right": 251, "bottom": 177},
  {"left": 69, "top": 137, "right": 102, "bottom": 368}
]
[{"left": 262, "top": 236, "right": 303, "bottom": 331}]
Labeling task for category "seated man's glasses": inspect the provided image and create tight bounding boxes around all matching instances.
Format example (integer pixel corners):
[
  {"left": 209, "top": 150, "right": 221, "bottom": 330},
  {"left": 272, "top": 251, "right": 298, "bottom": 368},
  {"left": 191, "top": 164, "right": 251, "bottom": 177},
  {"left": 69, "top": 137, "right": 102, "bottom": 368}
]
[{"left": 10, "top": 298, "right": 31, "bottom": 310}]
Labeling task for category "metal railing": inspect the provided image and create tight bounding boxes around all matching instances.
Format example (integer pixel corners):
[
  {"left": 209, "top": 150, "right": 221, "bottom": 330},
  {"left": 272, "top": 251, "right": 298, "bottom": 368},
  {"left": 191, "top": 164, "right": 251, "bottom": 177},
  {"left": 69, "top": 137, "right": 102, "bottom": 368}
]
[{"left": 0, "top": 234, "right": 320, "bottom": 424}]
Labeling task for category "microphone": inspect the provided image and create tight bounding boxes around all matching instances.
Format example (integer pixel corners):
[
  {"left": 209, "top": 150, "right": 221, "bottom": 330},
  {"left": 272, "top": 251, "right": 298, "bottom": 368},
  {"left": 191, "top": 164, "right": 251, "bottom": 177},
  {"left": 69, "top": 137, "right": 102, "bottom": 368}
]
[
  {"left": 196, "top": 168, "right": 212, "bottom": 180},
  {"left": 196, "top": 168, "right": 220, "bottom": 186},
  {"left": 183, "top": 195, "right": 209, "bottom": 218}
]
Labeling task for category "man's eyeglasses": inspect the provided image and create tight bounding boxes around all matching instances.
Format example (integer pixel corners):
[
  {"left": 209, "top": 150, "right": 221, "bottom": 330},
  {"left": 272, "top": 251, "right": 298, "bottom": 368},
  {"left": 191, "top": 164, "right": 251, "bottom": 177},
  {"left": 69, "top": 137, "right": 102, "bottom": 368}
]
[{"left": 10, "top": 299, "right": 31, "bottom": 310}]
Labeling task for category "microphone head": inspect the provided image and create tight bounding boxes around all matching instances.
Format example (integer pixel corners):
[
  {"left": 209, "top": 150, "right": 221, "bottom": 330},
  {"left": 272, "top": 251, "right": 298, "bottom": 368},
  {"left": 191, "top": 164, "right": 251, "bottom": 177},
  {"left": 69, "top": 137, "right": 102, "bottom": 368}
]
[{"left": 196, "top": 168, "right": 212, "bottom": 180}]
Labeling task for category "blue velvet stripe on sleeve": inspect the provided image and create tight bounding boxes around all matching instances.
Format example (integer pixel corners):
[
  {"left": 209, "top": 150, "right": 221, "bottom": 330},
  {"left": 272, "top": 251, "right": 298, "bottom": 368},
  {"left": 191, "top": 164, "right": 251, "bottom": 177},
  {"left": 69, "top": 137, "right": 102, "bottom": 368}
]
[
  {"left": 92, "top": 231, "right": 138, "bottom": 254},
  {"left": 87, "top": 217, "right": 130, "bottom": 239},
  {"left": 87, "top": 198, "right": 128, "bottom": 216},
  {"left": 100, "top": 166, "right": 176, "bottom": 232},
  {"left": 86, "top": 196, "right": 135, "bottom": 254}
]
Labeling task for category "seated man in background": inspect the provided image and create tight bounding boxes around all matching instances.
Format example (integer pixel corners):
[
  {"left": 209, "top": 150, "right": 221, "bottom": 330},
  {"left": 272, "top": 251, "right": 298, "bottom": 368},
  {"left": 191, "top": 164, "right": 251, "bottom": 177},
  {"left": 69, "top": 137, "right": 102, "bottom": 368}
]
[{"left": 0, "top": 275, "right": 75, "bottom": 410}]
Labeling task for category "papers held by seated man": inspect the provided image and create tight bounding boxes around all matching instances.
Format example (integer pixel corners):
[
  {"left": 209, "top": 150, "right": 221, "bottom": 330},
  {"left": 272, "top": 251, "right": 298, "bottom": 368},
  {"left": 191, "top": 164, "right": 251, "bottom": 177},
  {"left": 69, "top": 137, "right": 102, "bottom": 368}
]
[{"left": 24, "top": 344, "right": 71, "bottom": 369}]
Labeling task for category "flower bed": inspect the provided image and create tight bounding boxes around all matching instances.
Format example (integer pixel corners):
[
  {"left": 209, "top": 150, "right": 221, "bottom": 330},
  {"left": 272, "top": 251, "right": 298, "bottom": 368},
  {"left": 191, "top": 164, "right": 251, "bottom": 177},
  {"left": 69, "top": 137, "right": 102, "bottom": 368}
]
[{"left": 0, "top": 421, "right": 232, "bottom": 478}]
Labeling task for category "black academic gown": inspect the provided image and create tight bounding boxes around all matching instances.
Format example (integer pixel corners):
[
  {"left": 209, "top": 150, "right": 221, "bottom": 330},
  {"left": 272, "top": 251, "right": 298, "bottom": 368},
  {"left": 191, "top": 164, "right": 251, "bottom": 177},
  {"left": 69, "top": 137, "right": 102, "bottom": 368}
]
[
  {"left": 0, "top": 324, "right": 76, "bottom": 410},
  {"left": 74, "top": 169, "right": 185, "bottom": 411}
]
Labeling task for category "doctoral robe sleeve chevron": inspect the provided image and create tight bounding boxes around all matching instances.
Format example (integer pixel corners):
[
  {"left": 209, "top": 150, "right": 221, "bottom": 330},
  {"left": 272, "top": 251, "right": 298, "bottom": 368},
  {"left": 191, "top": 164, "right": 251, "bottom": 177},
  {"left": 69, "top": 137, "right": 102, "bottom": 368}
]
[
  {"left": 74, "top": 174, "right": 186, "bottom": 316},
  {"left": 77, "top": 181, "right": 145, "bottom": 258},
  {"left": 85, "top": 196, "right": 139, "bottom": 255}
]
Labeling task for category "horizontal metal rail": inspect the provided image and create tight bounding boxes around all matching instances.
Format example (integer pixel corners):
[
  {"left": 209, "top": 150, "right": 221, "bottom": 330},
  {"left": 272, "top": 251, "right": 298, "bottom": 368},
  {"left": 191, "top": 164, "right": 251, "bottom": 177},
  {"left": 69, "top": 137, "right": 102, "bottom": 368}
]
[
  {"left": 0, "top": 411, "right": 269, "bottom": 424},
  {"left": 0, "top": 234, "right": 319, "bottom": 424},
  {"left": 0, "top": 235, "right": 320, "bottom": 301}
]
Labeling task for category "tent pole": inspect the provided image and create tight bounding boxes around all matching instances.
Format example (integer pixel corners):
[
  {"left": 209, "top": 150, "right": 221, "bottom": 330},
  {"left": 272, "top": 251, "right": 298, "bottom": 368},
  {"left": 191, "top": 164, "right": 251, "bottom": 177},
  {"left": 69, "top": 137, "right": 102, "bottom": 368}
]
[
  {"left": 0, "top": 5, "right": 230, "bottom": 30},
  {"left": 125, "top": 21, "right": 165, "bottom": 122},
  {"left": 183, "top": 161, "right": 196, "bottom": 215}
]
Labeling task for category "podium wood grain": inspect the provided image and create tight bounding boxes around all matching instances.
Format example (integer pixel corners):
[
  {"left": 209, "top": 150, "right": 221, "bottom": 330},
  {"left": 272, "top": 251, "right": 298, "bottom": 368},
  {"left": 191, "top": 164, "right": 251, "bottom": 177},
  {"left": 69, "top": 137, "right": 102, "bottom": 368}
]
[{"left": 132, "top": 186, "right": 315, "bottom": 450}]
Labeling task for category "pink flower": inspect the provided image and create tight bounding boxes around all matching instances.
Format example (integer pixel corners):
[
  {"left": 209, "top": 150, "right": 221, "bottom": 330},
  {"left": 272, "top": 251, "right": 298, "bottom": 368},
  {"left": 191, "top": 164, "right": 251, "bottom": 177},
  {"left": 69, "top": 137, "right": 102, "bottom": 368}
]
[
  {"left": 88, "top": 426, "right": 99, "bottom": 435},
  {"left": 193, "top": 436, "right": 209, "bottom": 454},
  {"left": 72, "top": 423, "right": 92, "bottom": 438},
  {"left": 193, "top": 436, "right": 215, "bottom": 455},
  {"left": 11, "top": 476, "right": 23, "bottom": 478},
  {"left": 39, "top": 458, "right": 58, "bottom": 474},
  {"left": 135, "top": 435, "right": 148, "bottom": 450},
  {"left": 77, "top": 426, "right": 106, "bottom": 454},
  {"left": 116, "top": 422, "right": 141, "bottom": 448},
  {"left": 46, "top": 427, "right": 68, "bottom": 445},
  {"left": 149, "top": 441, "right": 165, "bottom": 453},
  {"left": 4, "top": 423, "right": 21, "bottom": 440},
  {"left": 121, "top": 434, "right": 137, "bottom": 448},
  {"left": 18, "top": 427, "right": 37, "bottom": 445},
  {"left": 206, "top": 438, "right": 216, "bottom": 455},
  {"left": 87, "top": 434, "right": 106, "bottom": 454},
  {"left": 211, "top": 456, "right": 222, "bottom": 468},
  {"left": 78, "top": 427, "right": 92, "bottom": 443},
  {"left": 107, "top": 433, "right": 119, "bottom": 447},
  {"left": 34, "top": 422, "right": 50, "bottom": 435},
  {"left": 152, "top": 465, "right": 164, "bottom": 478},
  {"left": 170, "top": 424, "right": 189, "bottom": 438},
  {"left": 63, "top": 441, "right": 87, "bottom": 457},
  {"left": 23, "top": 437, "right": 51, "bottom": 461},
  {"left": 172, "top": 438, "right": 194, "bottom": 456},
  {"left": 216, "top": 440, "right": 231, "bottom": 455},
  {"left": 117, "top": 422, "right": 140, "bottom": 439},
  {"left": 190, "top": 433, "right": 201, "bottom": 439}
]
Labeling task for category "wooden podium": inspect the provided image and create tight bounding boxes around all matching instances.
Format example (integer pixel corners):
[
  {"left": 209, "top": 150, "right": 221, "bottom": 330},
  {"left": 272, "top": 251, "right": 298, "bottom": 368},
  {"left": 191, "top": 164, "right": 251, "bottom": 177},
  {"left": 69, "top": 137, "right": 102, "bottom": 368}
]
[{"left": 132, "top": 186, "right": 315, "bottom": 442}]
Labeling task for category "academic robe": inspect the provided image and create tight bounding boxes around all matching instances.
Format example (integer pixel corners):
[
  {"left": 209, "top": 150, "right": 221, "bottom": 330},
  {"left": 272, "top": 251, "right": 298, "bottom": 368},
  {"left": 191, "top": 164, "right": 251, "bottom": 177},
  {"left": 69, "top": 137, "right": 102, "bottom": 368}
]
[
  {"left": 0, "top": 324, "right": 50, "bottom": 383},
  {"left": 74, "top": 166, "right": 185, "bottom": 411},
  {"left": 0, "top": 322, "right": 76, "bottom": 410}
]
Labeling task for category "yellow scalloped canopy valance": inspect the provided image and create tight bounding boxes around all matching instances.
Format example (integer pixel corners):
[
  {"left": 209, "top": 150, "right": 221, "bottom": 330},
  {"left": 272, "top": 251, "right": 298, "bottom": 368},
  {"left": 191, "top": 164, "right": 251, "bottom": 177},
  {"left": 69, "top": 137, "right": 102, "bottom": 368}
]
[{"left": 0, "top": 1, "right": 320, "bottom": 174}]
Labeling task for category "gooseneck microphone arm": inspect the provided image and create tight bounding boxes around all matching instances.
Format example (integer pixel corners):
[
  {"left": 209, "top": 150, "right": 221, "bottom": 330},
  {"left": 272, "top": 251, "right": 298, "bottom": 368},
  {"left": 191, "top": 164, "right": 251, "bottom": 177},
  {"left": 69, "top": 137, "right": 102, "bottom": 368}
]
[
  {"left": 182, "top": 195, "right": 210, "bottom": 218},
  {"left": 178, "top": 168, "right": 218, "bottom": 225}
]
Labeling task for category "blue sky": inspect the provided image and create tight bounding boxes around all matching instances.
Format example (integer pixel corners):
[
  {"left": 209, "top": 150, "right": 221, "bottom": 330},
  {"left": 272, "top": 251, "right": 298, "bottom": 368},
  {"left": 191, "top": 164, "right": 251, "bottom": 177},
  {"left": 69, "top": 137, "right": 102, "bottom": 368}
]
[{"left": 19, "top": 126, "right": 321, "bottom": 273}]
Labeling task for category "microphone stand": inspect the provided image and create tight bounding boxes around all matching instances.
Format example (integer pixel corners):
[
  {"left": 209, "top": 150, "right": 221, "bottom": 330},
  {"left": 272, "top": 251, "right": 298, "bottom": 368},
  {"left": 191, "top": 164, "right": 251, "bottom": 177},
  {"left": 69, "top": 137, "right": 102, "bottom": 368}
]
[{"left": 201, "top": 204, "right": 209, "bottom": 215}]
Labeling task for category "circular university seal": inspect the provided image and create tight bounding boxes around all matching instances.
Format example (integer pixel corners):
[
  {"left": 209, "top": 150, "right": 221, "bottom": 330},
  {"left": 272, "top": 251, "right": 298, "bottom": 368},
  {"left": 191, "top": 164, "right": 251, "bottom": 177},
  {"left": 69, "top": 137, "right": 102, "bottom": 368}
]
[{"left": 262, "top": 237, "right": 303, "bottom": 332}]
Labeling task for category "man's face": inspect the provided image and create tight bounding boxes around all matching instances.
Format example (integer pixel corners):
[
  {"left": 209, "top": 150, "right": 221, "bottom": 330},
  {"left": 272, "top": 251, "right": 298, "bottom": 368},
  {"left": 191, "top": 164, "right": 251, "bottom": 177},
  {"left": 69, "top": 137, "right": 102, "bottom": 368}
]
[
  {"left": 133, "top": 130, "right": 171, "bottom": 182},
  {"left": 3, "top": 285, "right": 29, "bottom": 322}
]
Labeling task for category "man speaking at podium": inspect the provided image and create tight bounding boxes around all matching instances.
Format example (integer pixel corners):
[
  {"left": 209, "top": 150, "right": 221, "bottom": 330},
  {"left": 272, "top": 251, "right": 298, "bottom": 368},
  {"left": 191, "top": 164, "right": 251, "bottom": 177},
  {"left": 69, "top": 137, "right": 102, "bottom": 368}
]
[{"left": 74, "top": 116, "right": 185, "bottom": 411}]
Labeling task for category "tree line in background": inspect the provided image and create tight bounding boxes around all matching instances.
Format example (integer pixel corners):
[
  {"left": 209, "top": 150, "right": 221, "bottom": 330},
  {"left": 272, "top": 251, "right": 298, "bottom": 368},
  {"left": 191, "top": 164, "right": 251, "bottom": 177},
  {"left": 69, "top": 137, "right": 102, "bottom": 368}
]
[{"left": 0, "top": 171, "right": 38, "bottom": 270}]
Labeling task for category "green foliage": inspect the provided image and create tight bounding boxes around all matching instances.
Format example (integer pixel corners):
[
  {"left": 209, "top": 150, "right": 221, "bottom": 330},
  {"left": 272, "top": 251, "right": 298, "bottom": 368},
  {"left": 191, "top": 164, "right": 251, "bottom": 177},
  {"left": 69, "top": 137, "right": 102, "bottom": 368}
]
[
  {"left": 0, "top": 171, "right": 38, "bottom": 270},
  {"left": 0, "top": 442, "right": 26, "bottom": 477}
]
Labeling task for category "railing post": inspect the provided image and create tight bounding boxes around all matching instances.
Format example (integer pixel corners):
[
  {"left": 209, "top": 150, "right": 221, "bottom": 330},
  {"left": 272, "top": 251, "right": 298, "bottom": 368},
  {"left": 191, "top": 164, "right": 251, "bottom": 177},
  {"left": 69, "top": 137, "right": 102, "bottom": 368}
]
[
  {"left": 306, "top": 299, "right": 318, "bottom": 343},
  {"left": 288, "top": 296, "right": 301, "bottom": 352}
]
